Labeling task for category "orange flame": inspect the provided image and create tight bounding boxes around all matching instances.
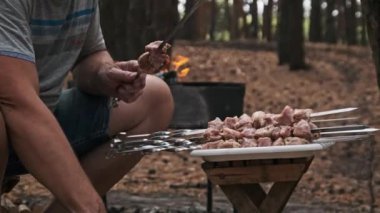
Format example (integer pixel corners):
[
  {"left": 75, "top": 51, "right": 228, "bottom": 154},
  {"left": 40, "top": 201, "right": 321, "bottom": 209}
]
[
  {"left": 177, "top": 68, "right": 190, "bottom": 78},
  {"left": 171, "top": 55, "right": 191, "bottom": 78}
]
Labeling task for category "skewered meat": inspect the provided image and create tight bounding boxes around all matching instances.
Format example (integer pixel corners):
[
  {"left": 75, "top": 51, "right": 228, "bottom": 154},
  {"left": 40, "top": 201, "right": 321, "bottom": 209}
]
[
  {"left": 201, "top": 140, "right": 222, "bottom": 149},
  {"left": 284, "top": 137, "right": 308, "bottom": 145},
  {"left": 274, "top": 105, "right": 294, "bottom": 126},
  {"left": 204, "top": 128, "right": 222, "bottom": 141},
  {"left": 294, "top": 109, "right": 313, "bottom": 122},
  {"left": 236, "top": 114, "right": 253, "bottom": 129},
  {"left": 221, "top": 127, "right": 242, "bottom": 140},
  {"left": 273, "top": 138, "right": 285, "bottom": 146},
  {"left": 252, "top": 111, "right": 266, "bottom": 128},
  {"left": 264, "top": 114, "right": 278, "bottom": 126},
  {"left": 218, "top": 139, "right": 241, "bottom": 149},
  {"left": 241, "top": 127, "right": 256, "bottom": 138},
  {"left": 241, "top": 138, "right": 258, "bottom": 147},
  {"left": 271, "top": 126, "right": 282, "bottom": 140},
  {"left": 201, "top": 105, "right": 318, "bottom": 149},
  {"left": 224, "top": 116, "right": 239, "bottom": 129},
  {"left": 208, "top": 117, "right": 224, "bottom": 130},
  {"left": 293, "top": 120, "right": 312, "bottom": 140},
  {"left": 255, "top": 125, "right": 274, "bottom": 138},
  {"left": 257, "top": 137, "right": 272, "bottom": 147},
  {"left": 280, "top": 126, "right": 292, "bottom": 138},
  {"left": 271, "top": 126, "right": 292, "bottom": 140}
]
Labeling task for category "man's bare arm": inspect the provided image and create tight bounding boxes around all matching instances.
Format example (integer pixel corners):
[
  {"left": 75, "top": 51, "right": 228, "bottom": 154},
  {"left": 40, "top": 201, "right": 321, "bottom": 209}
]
[
  {"left": 73, "top": 41, "right": 169, "bottom": 100},
  {"left": 73, "top": 50, "right": 146, "bottom": 103},
  {"left": 73, "top": 50, "right": 114, "bottom": 96},
  {"left": 0, "top": 56, "right": 105, "bottom": 212}
]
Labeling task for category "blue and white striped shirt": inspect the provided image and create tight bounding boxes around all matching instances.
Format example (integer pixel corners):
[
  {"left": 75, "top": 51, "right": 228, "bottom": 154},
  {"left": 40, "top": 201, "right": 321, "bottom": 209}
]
[{"left": 0, "top": 0, "right": 106, "bottom": 110}]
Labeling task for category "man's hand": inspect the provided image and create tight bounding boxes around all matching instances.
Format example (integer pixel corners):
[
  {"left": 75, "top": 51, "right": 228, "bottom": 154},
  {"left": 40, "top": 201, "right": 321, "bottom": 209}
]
[
  {"left": 138, "top": 41, "right": 171, "bottom": 74},
  {"left": 98, "top": 60, "right": 146, "bottom": 103}
]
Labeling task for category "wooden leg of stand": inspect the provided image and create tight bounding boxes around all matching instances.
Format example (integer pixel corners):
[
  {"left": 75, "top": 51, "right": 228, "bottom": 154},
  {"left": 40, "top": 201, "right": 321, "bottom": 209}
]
[
  {"left": 220, "top": 183, "right": 266, "bottom": 213},
  {"left": 259, "top": 181, "right": 299, "bottom": 213}
]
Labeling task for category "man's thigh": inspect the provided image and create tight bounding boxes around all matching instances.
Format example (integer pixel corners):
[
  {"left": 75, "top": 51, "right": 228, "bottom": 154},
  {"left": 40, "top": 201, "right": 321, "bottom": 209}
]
[{"left": 5, "top": 88, "right": 112, "bottom": 176}]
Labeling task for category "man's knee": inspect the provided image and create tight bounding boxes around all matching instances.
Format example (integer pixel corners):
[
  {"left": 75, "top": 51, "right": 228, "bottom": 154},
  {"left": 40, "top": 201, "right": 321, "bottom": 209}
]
[{"left": 146, "top": 75, "right": 174, "bottom": 116}]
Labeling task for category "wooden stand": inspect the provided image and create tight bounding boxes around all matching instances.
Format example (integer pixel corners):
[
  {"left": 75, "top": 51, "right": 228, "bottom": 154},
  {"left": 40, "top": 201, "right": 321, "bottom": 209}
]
[{"left": 202, "top": 157, "right": 313, "bottom": 213}]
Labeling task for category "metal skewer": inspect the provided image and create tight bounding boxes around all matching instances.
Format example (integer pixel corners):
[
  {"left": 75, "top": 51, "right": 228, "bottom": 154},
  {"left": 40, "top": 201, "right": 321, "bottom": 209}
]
[
  {"left": 310, "top": 107, "right": 358, "bottom": 117},
  {"left": 320, "top": 128, "right": 379, "bottom": 136},
  {"left": 311, "top": 117, "right": 359, "bottom": 123}
]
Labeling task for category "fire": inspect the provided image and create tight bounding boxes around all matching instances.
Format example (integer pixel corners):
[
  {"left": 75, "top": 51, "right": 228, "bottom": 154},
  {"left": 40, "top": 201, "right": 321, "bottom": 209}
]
[
  {"left": 171, "top": 55, "right": 190, "bottom": 78},
  {"left": 177, "top": 68, "right": 190, "bottom": 78},
  {"left": 171, "top": 55, "right": 189, "bottom": 70}
]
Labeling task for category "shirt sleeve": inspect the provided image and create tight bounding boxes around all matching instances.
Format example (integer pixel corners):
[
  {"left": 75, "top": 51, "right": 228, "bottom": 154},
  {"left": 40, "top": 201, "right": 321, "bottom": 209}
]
[
  {"left": 79, "top": 5, "right": 107, "bottom": 60},
  {"left": 0, "top": 0, "right": 35, "bottom": 62}
]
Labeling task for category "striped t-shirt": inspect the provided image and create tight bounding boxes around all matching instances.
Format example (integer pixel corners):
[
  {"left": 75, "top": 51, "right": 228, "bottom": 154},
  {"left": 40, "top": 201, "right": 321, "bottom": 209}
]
[{"left": 0, "top": 0, "right": 106, "bottom": 110}]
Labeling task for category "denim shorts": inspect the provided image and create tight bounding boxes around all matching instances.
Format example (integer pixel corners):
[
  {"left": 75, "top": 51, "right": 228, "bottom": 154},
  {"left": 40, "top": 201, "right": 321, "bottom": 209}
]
[{"left": 5, "top": 88, "right": 111, "bottom": 176}]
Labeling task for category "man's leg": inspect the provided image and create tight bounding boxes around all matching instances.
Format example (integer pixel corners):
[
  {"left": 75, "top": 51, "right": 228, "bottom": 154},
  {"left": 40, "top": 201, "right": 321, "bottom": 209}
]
[
  {"left": 0, "top": 112, "right": 9, "bottom": 195},
  {"left": 47, "top": 75, "right": 174, "bottom": 211},
  {"left": 81, "top": 75, "right": 174, "bottom": 194}
]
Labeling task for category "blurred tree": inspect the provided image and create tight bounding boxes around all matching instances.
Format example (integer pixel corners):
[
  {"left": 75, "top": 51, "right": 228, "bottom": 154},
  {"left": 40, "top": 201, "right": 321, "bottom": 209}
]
[
  {"left": 288, "top": 0, "right": 306, "bottom": 69},
  {"left": 183, "top": 0, "right": 211, "bottom": 40},
  {"left": 262, "top": 0, "right": 274, "bottom": 41},
  {"left": 249, "top": 0, "right": 259, "bottom": 39},
  {"left": 99, "top": 0, "right": 129, "bottom": 60},
  {"left": 210, "top": 0, "right": 217, "bottom": 41},
  {"left": 325, "top": 0, "right": 338, "bottom": 43},
  {"left": 362, "top": 0, "right": 380, "bottom": 89},
  {"left": 224, "top": 0, "right": 232, "bottom": 38},
  {"left": 278, "top": 0, "right": 290, "bottom": 65},
  {"left": 231, "top": 0, "right": 244, "bottom": 39},
  {"left": 344, "top": 0, "right": 358, "bottom": 45},
  {"left": 309, "top": 0, "right": 323, "bottom": 42},
  {"left": 100, "top": 0, "right": 179, "bottom": 60},
  {"left": 360, "top": 5, "right": 367, "bottom": 45},
  {"left": 278, "top": 0, "right": 306, "bottom": 70},
  {"left": 125, "top": 0, "right": 149, "bottom": 59},
  {"left": 242, "top": 0, "right": 250, "bottom": 37},
  {"left": 336, "top": 0, "right": 345, "bottom": 42}
]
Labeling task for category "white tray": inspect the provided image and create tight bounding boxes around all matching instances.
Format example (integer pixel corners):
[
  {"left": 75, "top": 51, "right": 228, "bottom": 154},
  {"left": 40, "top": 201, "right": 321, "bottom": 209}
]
[{"left": 190, "top": 142, "right": 335, "bottom": 162}]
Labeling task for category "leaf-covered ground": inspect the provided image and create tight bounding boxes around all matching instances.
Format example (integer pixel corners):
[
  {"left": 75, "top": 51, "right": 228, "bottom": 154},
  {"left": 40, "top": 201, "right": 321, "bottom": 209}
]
[{"left": 3, "top": 41, "right": 380, "bottom": 212}]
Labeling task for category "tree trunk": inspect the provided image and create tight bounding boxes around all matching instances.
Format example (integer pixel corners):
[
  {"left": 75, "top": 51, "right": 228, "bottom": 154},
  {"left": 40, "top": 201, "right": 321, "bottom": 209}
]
[
  {"left": 262, "top": 0, "right": 273, "bottom": 41},
  {"left": 99, "top": 0, "right": 130, "bottom": 60},
  {"left": 278, "top": 0, "right": 290, "bottom": 65},
  {"left": 231, "top": 0, "right": 243, "bottom": 39},
  {"left": 242, "top": 3, "right": 249, "bottom": 38},
  {"left": 149, "top": 0, "right": 179, "bottom": 54},
  {"left": 336, "top": 0, "right": 346, "bottom": 43},
  {"left": 250, "top": 0, "right": 259, "bottom": 39},
  {"left": 288, "top": 0, "right": 306, "bottom": 70},
  {"left": 362, "top": 0, "right": 380, "bottom": 89},
  {"left": 309, "top": 0, "right": 322, "bottom": 42},
  {"left": 210, "top": 0, "right": 217, "bottom": 41},
  {"left": 325, "top": 0, "right": 338, "bottom": 43},
  {"left": 224, "top": 0, "right": 231, "bottom": 39},
  {"left": 344, "top": 0, "right": 358, "bottom": 45},
  {"left": 100, "top": 0, "right": 178, "bottom": 60},
  {"left": 183, "top": 0, "right": 211, "bottom": 40},
  {"left": 182, "top": 0, "right": 196, "bottom": 40},
  {"left": 360, "top": 8, "right": 368, "bottom": 45},
  {"left": 125, "top": 0, "right": 149, "bottom": 59}
]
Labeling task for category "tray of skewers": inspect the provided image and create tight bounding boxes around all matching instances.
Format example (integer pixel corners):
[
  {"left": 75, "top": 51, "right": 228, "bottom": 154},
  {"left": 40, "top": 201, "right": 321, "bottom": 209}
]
[{"left": 108, "top": 106, "right": 379, "bottom": 161}]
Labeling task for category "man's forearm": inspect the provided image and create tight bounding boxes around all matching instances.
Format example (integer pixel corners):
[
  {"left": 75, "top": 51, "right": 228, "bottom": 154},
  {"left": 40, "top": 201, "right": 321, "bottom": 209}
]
[
  {"left": 73, "top": 50, "right": 114, "bottom": 96},
  {"left": 1, "top": 95, "right": 103, "bottom": 211},
  {"left": 0, "top": 56, "right": 104, "bottom": 211}
]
